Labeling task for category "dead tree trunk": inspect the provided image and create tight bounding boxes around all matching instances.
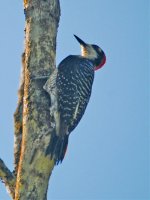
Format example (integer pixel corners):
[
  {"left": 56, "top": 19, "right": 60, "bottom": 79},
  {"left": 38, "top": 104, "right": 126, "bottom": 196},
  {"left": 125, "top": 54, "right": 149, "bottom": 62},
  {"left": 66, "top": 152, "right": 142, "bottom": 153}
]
[{"left": 0, "top": 0, "right": 60, "bottom": 199}]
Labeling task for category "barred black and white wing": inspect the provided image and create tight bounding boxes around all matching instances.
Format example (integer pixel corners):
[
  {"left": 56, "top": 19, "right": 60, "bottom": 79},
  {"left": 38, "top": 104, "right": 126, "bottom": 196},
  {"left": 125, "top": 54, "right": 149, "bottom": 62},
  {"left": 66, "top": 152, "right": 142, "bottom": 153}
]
[{"left": 57, "top": 55, "right": 94, "bottom": 134}]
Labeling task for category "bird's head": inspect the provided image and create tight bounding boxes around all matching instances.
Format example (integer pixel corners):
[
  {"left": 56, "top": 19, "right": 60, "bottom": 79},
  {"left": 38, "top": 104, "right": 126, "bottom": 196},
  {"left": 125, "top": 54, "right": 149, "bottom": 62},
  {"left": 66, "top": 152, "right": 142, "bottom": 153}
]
[{"left": 74, "top": 35, "right": 106, "bottom": 70}]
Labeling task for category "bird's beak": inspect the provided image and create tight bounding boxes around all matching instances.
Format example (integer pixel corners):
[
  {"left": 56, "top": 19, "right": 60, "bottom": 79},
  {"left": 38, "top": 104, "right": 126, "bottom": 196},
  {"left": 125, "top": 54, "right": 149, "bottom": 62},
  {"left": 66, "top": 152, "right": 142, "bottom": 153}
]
[{"left": 74, "top": 35, "right": 87, "bottom": 46}]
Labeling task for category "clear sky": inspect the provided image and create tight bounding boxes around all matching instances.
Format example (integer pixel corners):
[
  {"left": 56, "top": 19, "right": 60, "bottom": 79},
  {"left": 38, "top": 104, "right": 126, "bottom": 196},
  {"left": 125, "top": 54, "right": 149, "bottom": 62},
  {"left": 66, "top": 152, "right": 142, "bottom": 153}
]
[{"left": 0, "top": 0, "right": 149, "bottom": 199}]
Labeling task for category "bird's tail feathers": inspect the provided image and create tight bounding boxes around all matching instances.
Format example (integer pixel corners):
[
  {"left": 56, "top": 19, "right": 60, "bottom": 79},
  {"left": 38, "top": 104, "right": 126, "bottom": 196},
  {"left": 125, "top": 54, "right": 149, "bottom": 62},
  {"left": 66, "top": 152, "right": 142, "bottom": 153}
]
[{"left": 46, "top": 133, "right": 69, "bottom": 165}]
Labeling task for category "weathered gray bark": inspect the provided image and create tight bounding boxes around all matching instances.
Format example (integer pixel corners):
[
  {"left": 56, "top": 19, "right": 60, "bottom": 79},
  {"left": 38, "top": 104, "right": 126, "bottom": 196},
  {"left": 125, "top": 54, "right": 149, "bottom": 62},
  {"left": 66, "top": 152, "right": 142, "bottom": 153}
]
[{"left": 0, "top": 0, "right": 60, "bottom": 199}]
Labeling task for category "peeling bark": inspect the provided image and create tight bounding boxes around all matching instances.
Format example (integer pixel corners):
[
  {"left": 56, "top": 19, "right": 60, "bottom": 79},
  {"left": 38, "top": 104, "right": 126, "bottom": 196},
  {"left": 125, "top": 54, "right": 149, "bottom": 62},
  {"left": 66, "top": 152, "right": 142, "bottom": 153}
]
[{"left": 14, "top": 53, "right": 25, "bottom": 176}]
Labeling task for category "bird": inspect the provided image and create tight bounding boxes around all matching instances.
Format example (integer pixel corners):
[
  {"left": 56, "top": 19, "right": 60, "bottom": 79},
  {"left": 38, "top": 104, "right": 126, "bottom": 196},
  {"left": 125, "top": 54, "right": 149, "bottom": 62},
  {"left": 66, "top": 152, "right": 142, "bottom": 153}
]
[{"left": 43, "top": 35, "right": 106, "bottom": 164}]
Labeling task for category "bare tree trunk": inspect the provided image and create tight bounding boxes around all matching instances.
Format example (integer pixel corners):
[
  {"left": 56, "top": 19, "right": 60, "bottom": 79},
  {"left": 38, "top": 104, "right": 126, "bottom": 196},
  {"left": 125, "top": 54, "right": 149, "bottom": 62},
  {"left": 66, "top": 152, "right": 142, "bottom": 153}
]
[{"left": 0, "top": 0, "right": 60, "bottom": 199}]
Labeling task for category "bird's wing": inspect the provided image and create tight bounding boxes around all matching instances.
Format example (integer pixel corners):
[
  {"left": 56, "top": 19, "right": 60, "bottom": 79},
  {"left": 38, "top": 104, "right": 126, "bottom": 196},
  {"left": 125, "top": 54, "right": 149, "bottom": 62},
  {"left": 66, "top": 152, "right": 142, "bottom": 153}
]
[{"left": 56, "top": 55, "right": 94, "bottom": 134}]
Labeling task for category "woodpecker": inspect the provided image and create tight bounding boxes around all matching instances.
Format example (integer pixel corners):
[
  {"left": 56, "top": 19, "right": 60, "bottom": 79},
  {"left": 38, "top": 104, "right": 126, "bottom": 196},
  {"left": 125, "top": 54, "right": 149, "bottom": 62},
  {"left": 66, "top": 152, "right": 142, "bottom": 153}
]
[{"left": 44, "top": 35, "right": 106, "bottom": 164}]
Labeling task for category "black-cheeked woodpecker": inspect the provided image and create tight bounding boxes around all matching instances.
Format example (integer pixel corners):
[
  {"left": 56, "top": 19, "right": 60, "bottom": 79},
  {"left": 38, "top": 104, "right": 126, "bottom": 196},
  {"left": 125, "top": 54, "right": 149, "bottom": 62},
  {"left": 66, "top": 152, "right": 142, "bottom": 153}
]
[{"left": 44, "top": 35, "right": 106, "bottom": 164}]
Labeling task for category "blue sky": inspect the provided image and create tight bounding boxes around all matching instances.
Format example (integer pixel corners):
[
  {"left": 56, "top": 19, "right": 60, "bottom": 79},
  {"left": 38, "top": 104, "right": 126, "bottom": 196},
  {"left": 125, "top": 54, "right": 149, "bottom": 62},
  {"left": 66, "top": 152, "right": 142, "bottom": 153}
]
[{"left": 0, "top": 0, "right": 149, "bottom": 199}]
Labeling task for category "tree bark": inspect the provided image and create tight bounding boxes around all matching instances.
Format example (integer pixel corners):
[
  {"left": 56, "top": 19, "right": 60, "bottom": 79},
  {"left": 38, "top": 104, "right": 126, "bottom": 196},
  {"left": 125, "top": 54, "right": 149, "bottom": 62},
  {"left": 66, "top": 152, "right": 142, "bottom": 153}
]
[
  {"left": 0, "top": 0, "right": 60, "bottom": 199},
  {"left": 0, "top": 159, "right": 15, "bottom": 198},
  {"left": 15, "top": 0, "right": 60, "bottom": 199}
]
